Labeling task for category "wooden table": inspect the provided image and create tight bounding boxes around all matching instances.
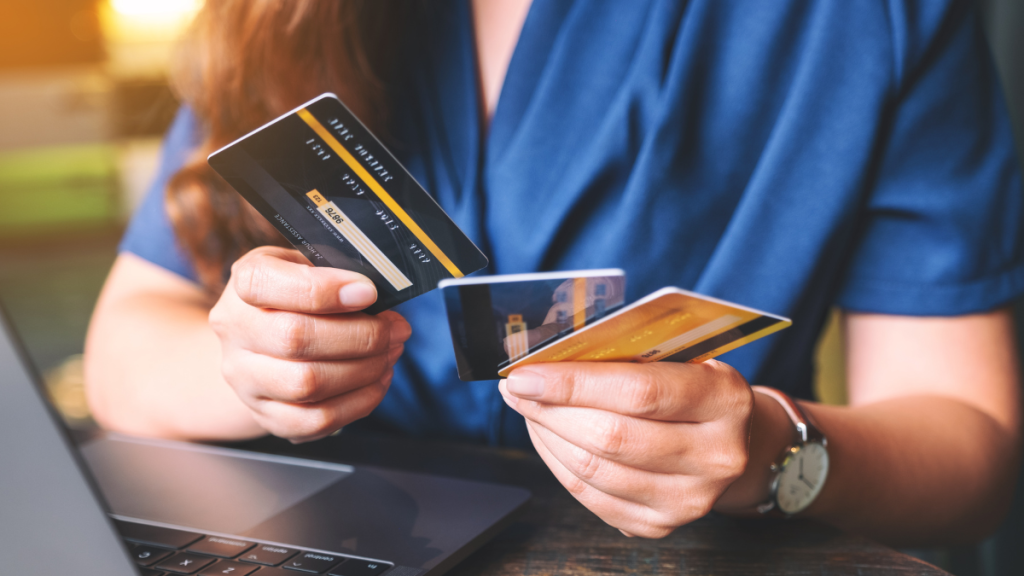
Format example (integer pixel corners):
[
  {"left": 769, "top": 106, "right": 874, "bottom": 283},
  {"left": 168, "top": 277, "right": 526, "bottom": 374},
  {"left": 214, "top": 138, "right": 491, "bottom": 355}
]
[{"left": 234, "top": 432, "right": 948, "bottom": 576}]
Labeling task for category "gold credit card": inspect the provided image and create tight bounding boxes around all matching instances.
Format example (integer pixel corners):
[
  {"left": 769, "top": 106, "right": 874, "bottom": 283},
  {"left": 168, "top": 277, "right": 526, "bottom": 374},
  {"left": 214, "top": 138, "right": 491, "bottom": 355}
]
[{"left": 497, "top": 287, "right": 791, "bottom": 377}]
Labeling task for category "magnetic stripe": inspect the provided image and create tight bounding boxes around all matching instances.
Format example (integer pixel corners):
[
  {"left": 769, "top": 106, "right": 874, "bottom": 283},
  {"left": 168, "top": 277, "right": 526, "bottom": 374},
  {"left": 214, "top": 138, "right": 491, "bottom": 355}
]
[{"left": 634, "top": 314, "right": 743, "bottom": 362}]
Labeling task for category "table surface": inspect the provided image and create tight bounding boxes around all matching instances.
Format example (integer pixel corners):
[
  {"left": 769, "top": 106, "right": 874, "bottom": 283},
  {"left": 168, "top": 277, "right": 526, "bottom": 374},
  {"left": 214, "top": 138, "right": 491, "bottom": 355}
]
[{"left": 235, "top": 432, "right": 949, "bottom": 576}]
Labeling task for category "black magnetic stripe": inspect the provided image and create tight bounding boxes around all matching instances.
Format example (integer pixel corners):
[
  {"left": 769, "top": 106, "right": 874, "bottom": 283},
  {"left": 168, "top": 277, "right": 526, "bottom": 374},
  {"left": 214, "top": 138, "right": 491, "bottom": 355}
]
[{"left": 661, "top": 316, "right": 783, "bottom": 363}]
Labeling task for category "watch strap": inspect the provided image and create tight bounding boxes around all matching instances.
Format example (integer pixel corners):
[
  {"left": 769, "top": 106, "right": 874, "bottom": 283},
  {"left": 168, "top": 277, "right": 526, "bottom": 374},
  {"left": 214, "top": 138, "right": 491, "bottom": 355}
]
[{"left": 751, "top": 385, "right": 823, "bottom": 444}]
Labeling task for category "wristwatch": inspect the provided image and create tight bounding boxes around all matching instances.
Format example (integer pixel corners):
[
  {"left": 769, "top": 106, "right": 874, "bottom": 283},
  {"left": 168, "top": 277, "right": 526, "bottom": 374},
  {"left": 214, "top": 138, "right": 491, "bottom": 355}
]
[{"left": 752, "top": 386, "right": 829, "bottom": 516}]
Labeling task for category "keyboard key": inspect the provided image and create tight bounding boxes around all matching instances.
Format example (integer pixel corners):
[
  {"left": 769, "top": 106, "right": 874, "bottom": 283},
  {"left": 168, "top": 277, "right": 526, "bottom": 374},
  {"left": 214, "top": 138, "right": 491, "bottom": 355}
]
[
  {"left": 156, "top": 552, "right": 218, "bottom": 574},
  {"left": 199, "top": 559, "right": 260, "bottom": 575},
  {"left": 132, "top": 543, "right": 174, "bottom": 566},
  {"left": 251, "top": 568, "right": 298, "bottom": 576},
  {"left": 188, "top": 536, "right": 256, "bottom": 558},
  {"left": 282, "top": 551, "right": 344, "bottom": 573},
  {"left": 238, "top": 544, "right": 298, "bottom": 566},
  {"left": 117, "top": 520, "right": 204, "bottom": 549},
  {"left": 328, "top": 559, "right": 390, "bottom": 576}
]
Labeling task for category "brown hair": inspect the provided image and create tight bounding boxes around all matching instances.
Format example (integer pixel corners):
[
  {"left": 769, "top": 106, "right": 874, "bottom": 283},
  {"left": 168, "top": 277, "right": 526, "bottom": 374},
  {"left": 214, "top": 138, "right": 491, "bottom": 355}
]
[{"left": 167, "top": 0, "right": 406, "bottom": 291}]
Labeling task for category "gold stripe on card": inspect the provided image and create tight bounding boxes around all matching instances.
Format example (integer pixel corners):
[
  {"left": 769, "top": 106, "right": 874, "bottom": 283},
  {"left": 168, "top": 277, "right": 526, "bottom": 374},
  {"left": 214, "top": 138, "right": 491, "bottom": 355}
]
[
  {"left": 305, "top": 190, "right": 413, "bottom": 291},
  {"left": 297, "top": 108, "right": 464, "bottom": 278}
]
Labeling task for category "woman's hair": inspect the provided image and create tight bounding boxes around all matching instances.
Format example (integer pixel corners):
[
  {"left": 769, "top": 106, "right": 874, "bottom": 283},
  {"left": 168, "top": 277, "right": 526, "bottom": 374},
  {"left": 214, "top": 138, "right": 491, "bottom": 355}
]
[{"left": 167, "top": 0, "right": 405, "bottom": 291}]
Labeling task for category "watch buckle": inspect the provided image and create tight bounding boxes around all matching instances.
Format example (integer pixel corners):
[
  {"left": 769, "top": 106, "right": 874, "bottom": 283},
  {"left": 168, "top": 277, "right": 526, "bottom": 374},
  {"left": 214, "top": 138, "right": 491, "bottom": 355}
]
[{"left": 796, "top": 422, "right": 808, "bottom": 443}]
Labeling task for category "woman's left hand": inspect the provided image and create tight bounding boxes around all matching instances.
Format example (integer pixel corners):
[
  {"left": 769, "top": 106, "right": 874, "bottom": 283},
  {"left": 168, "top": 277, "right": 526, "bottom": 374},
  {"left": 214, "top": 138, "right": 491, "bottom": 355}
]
[{"left": 499, "top": 360, "right": 756, "bottom": 538}]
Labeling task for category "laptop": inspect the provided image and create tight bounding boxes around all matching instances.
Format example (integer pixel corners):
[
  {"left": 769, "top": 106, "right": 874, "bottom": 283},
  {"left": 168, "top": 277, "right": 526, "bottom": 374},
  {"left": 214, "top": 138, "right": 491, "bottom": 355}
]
[{"left": 0, "top": 306, "right": 530, "bottom": 576}]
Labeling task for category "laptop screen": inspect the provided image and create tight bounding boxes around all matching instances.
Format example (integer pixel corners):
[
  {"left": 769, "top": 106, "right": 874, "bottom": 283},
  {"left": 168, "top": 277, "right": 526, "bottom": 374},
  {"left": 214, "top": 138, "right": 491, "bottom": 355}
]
[{"left": 0, "top": 308, "right": 139, "bottom": 575}]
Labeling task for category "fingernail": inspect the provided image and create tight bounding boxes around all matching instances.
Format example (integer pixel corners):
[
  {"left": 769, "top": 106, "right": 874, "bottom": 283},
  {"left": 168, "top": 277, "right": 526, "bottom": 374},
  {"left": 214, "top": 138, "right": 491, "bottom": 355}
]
[
  {"left": 389, "top": 319, "right": 412, "bottom": 344},
  {"left": 499, "top": 380, "right": 519, "bottom": 408},
  {"left": 506, "top": 369, "right": 545, "bottom": 399},
  {"left": 340, "top": 282, "right": 376, "bottom": 308}
]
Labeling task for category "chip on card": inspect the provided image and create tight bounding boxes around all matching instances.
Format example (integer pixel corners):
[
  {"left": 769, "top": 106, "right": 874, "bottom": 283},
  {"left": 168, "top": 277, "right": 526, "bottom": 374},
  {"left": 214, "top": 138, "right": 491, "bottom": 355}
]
[
  {"left": 439, "top": 270, "right": 627, "bottom": 381},
  {"left": 209, "top": 93, "right": 488, "bottom": 314}
]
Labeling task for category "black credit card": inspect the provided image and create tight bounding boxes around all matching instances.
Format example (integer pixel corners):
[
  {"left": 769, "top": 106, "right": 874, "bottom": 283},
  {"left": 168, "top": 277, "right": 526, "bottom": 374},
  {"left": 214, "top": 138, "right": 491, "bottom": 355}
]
[{"left": 208, "top": 93, "right": 488, "bottom": 313}]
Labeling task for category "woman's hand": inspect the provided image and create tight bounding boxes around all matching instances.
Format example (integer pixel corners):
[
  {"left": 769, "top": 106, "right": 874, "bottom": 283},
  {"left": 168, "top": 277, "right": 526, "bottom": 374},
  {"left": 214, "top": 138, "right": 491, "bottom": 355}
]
[
  {"left": 209, "top": 246, "right": 411, "bottom": 443},
  {"left": 499, "top": 360, "right": 759, "bottom": 538}
]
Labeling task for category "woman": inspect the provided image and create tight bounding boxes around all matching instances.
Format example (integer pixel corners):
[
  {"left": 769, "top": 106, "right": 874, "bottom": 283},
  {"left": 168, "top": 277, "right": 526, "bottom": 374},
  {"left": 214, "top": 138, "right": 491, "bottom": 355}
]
[{"left": 85, "top": 0, "right": 1023, "bottom": 543}]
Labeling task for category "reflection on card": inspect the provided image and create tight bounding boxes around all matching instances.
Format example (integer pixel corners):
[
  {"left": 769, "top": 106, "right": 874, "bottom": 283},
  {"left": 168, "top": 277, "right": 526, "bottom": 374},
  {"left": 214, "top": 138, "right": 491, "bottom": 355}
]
[{"left": 439, "top": 270, "right": 626, "bottom": 381}]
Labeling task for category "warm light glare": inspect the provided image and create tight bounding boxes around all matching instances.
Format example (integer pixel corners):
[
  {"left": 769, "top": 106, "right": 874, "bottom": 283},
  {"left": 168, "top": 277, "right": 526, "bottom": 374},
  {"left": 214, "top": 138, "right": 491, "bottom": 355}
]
[
  {"left": 110, "top": 0, "right": 203, "bottom": 17},
  {"left": 100, "top": 0, "right": 204, "bottom": 75},
  {"left": 102, "top": 0, "right": 202, "bottom": 38}
]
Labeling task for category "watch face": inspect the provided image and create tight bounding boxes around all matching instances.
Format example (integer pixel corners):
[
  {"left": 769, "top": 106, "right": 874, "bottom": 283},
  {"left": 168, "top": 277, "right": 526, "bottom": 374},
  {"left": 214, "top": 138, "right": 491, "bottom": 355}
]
[{"left": 775, "top": 442, "right": 829, "bottom": 515}]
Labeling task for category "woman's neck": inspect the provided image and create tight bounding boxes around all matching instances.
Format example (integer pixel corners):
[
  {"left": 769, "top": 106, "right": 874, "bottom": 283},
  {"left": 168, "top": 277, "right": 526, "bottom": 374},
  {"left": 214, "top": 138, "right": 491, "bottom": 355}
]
[{"left": 472, "top": 0, "right": 533, "bottom": 128}]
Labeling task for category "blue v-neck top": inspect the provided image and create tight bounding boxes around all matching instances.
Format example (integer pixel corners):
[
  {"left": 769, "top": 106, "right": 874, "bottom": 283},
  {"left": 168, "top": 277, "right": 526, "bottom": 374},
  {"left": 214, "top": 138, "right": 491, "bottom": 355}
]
[{"left": 123, "top": 0, "right": 1024, "bottom": 448}]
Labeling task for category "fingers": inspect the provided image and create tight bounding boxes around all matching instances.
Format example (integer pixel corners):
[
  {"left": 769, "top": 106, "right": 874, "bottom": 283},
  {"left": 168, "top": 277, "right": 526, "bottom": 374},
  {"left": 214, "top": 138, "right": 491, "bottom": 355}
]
[
  {"left": 506, "top": 362, "right": 754, "bottom": 538},
  {"left": 501, "top": 381, "right": 705, "bottom": 473},
  {"left": 225, "top": 346, "right": 401, "bottom": 405},
  {"left": 527, "top": 419, "right": 734, "bottom": 518},
  {"left": 527, "top": 419, "right": 676, "bottom": 507},
  {"left": 230, "top": 246, "right": 378, "bottom": 313},
  {"left": 505, "top": 360, "right": 750, "bottom": 422},
  {"left": 250, "top": 370, "right": 394, "bottom": 443},
  {"left": 213, "top": 301, "right": 411, "bottom": 361},
  {"left": 525, "top": 421, "right": 684, "bottom": 539},
  {"left": 249, "top": 309, "right": 404, "bottom": 361},
  {"left": 209, "top": 246, "right": 413, "bottom": 443}
]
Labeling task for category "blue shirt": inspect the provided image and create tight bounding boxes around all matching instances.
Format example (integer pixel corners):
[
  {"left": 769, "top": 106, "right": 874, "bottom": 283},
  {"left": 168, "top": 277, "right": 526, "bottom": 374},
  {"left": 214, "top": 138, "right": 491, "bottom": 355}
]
[{"left": 122, "top": 0, "right": 1024, "bottom": 448}]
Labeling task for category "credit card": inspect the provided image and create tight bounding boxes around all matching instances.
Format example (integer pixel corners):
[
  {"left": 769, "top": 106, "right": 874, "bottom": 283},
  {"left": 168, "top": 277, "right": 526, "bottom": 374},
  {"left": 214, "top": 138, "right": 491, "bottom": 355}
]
[
  {"left": 439, "top": 270, "right": 627, "bottom": 381},
  {"left": 208, "top": 93, "right": 488, "bottom": 313},
  {"left": 497, "top": 287, "right": 791, "bottom": 377}
]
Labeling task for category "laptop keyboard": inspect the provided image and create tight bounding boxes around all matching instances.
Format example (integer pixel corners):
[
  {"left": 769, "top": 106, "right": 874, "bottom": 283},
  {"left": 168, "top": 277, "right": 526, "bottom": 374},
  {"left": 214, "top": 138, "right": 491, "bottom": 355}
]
[{"left": 115, "top": 519, "right": 393, "bottom": 576}]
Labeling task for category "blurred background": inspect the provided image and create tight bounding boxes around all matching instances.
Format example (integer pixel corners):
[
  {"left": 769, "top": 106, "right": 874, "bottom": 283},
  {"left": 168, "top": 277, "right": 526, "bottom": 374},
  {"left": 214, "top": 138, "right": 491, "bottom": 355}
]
[
  {"left": 0, "top": 0, "right": 192, "bottom": 424},
  {"left": 0, "top": 1, "right": 1021, "bottom": 575}
]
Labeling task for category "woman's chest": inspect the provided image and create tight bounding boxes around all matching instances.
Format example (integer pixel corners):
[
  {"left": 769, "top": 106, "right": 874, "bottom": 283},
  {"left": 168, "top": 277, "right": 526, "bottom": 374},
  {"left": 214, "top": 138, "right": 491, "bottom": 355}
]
[{"left": 395, "top": 0, "right": 892, "bottom": 304}]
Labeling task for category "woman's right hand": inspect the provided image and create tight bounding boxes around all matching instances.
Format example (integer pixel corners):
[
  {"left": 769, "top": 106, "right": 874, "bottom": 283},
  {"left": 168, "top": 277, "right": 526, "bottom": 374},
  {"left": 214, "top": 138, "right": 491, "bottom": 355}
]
[{"left": 209, "top": 246, "right": 411, "bottom": 443}]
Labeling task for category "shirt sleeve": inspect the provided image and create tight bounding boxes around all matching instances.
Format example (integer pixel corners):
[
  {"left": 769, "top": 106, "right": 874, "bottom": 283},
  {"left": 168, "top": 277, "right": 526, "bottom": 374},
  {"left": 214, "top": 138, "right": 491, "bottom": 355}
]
[
  {"left": 836, "top": 1, "right": 1024, "bottom": 315},
  {"left": 118, "top": 107, "right": 200, "bottom": 282}
]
